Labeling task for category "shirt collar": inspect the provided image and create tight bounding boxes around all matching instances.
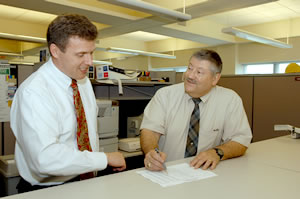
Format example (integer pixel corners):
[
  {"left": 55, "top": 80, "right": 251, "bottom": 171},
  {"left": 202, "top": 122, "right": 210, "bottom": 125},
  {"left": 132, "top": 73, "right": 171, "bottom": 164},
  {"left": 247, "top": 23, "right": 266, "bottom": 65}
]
[
  {"left": 48, "top": 58, "right": 72, "bottom": 90},
  {"left": 185, "top": 86, "right": 216, "bottom": 104}
]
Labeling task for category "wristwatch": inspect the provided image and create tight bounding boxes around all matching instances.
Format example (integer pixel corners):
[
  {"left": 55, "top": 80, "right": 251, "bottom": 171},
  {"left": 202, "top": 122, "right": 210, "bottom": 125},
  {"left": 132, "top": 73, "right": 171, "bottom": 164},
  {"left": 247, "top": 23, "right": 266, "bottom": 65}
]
[{"left": 213, "top": 148, "right": 224, "bottom": 160}]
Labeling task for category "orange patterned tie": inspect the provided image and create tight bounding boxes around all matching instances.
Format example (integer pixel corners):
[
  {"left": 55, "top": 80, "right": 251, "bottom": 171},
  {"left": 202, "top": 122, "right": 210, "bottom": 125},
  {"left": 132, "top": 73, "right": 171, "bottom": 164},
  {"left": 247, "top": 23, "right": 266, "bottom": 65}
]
[{"left": 71, "top": 79, "right": 94, "bottom": 180}]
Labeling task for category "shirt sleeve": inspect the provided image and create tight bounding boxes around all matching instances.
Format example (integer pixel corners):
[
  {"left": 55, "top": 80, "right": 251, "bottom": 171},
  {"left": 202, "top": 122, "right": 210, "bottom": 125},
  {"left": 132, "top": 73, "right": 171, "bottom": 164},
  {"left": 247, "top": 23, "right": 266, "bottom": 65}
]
[
  {"left": 14, "top": 87, "right": 107, "bottom": 177},
  {"left": 140, "top": 88, "right": 167, "bottom": 135},
  {"left": 222, "top": 93, "right": 253, "bottom": 147}
]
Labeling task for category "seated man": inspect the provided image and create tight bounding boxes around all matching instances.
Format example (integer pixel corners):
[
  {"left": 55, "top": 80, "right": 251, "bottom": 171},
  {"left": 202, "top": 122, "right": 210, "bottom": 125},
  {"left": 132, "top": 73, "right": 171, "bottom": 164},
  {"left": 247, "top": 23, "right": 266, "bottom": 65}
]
[{"left": 140, "top": 49, "right": 252, "bottom": 171}]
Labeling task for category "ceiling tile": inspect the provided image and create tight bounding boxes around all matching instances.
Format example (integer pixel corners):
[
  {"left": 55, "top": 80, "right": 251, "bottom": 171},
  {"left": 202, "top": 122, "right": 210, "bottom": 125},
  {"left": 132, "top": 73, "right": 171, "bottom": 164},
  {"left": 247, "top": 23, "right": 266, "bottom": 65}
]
[
  {"left": 17, "top": 11, "right": 56, "bottom": 24},
  {"left": 0, "top": 4, "right": 26, "bottom": 19}
]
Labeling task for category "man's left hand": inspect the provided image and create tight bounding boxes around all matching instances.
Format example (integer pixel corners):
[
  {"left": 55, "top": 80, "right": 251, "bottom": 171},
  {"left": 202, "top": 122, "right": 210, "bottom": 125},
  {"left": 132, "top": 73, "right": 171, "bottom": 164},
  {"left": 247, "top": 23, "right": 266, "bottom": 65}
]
[{"left": 189, "top": 149, "right": 220, "bottom": 170}]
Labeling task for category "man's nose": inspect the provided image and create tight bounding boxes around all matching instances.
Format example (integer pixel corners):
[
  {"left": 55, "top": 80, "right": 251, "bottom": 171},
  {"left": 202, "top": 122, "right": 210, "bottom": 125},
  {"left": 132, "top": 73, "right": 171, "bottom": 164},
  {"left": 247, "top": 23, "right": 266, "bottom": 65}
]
[
  {"left": 187, "top": 69, "right": 196, "bottom": 79},
  {"left": 85, "top": 54, "right": 93, "bottom": 66}
]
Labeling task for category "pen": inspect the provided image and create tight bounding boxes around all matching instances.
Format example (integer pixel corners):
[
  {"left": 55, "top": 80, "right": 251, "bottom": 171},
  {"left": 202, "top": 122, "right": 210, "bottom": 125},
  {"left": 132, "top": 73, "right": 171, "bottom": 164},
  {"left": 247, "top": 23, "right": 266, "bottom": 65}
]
[{"left": 155, "top": 148, "right": 168, "bottom": 174}]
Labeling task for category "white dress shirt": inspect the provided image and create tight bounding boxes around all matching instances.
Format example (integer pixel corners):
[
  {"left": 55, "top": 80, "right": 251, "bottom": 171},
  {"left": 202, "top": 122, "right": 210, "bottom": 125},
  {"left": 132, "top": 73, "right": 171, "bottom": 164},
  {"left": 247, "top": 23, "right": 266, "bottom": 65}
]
[
  {"left": 10, "top": 58, "right": 107, "bottom": 186},
  {"left": 141, "top": 83, "right": 252, "bottom": 162}
]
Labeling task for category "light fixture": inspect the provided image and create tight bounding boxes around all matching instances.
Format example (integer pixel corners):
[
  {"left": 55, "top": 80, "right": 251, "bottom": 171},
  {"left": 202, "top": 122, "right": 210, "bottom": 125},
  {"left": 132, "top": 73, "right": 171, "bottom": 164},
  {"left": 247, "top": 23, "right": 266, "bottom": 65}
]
[
  {"left": 93, "top": 60, "right": 112, "bottom": 65},
  {"left": 8, "top": 61, "right": 34, "bottom": 66},
  {"left": 0, "top": 52, "right": 24, "bottom": 57},
  {"left": 222, "top": 27, "right": 292, "bottom": 49},
  {"left": 99, "top": 0, "right": 191, "bottom": 21},
  {"left": 107, "top": 48, "right": 139, "bottom": 56},
  {"left": 106, "top": 47, "right": 176, "bottom": 59},
  {"left": 0, "top": 32, "right": 46, "bottom": 43}
]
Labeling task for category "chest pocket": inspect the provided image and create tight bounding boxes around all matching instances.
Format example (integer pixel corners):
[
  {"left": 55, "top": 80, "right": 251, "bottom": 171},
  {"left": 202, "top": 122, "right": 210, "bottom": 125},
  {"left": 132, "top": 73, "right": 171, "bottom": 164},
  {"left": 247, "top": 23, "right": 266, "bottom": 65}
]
[{"left": 198, "top": 115, "right": 224, "bottom": 151}]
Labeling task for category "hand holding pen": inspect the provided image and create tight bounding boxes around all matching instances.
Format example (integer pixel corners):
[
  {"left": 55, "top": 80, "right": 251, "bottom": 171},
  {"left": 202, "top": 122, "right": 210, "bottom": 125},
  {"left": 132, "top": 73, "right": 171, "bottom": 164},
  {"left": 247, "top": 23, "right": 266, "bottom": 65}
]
[
  {"left": 144, "top": 148, "right": 168, "bottom": 173},
  {"left": 155, "top": 148, "right": 168, "bottom": 174}
]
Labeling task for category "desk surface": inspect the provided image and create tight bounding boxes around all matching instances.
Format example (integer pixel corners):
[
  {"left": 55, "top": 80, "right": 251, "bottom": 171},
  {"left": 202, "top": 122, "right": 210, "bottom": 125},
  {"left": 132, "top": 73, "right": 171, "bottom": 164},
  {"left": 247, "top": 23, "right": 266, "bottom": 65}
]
[
  {"left": 4, "top": 136, "right": 300, "bottom": 199},
  {"left": 247, "top": 135, "right": 300, "bottom": 172}
]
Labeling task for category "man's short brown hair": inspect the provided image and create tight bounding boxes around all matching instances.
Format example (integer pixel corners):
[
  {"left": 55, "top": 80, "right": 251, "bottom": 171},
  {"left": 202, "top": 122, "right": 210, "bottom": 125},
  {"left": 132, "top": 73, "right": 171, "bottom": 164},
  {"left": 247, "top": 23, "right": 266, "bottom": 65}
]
[
  {"left": 47, "top": 14, "right": 98, "bottom": 53},
  {"left": 191, "top": 49, "right": 223, "bottom": 74}
]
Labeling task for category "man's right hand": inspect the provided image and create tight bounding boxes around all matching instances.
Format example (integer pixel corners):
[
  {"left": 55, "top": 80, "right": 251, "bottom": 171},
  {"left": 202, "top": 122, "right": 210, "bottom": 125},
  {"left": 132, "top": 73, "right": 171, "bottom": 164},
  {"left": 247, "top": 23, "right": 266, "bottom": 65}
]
[
  {"left": 105, "top": 152, "right": 126, "bottom": 171},
  {"left": 144, "top": 149, "right": 167, "bottom": 171}
]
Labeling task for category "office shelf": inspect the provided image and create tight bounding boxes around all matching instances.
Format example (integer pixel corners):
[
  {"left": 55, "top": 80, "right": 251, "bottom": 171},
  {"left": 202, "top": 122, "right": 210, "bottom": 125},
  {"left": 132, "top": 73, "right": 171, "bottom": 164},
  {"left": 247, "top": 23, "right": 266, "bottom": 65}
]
[{"left": 92, "top": 80, "right": 170, "bottom": 100}]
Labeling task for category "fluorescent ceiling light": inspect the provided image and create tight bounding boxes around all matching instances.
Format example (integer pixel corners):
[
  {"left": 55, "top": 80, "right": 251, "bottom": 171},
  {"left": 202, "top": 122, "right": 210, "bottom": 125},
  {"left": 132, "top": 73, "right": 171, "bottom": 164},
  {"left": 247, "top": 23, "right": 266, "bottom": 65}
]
[
  {"left": 100, "top": 0, "right": 191, "bottom": 21},
  {"left": 106, "top": 47, "right": 176, "bottom": 59},
  {"left": 222, "top": 27, "right": 292, "bottom": 49},
  {"left": 120, "top": 31, "right": 171, "bottom": 42},
  {"left": 107, "top": 48, "right": 139, "bottom": 56},
  {"left": 93, "top": 60, "right": 112, "bottom": 65},
  {"left": 0, "top": 52, "right": 23, "bottom": 57},
  {"left": 8, "top": 61, "right": 34, "bottom": 65},
  {"left": 0, "top": 32, "right": 46, "bottom": 43}
]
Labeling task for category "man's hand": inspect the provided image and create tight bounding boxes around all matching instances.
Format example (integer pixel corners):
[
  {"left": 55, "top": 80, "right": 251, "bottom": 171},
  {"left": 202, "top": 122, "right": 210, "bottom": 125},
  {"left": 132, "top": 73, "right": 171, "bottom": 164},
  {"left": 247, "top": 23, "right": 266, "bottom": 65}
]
[
  {"left": 105, "top": 152, "right": 126, "bottom": 171},
  {"left": 190, "top": 149, "right": 220, "bottom": 170},
  {"left": 144, "top": 149, "right": 167, "bottom": 171}
]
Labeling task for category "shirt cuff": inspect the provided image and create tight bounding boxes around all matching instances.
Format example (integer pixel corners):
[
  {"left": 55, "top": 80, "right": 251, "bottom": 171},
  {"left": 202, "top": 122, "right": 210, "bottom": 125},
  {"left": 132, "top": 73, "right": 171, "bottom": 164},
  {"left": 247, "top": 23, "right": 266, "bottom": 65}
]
[{"left": 89, "top": 152, "right": 108, "bottom": 171}]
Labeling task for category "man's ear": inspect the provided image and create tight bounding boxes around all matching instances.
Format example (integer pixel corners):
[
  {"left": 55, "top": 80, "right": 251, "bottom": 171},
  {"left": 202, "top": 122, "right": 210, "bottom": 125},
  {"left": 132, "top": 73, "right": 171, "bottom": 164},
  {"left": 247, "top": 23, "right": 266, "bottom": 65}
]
[
  {"left": 49, "top": 43, "right": 60, "bottom": 59},
  {"left": 212, "top": 73, "right": 221, "bottom": 86}
]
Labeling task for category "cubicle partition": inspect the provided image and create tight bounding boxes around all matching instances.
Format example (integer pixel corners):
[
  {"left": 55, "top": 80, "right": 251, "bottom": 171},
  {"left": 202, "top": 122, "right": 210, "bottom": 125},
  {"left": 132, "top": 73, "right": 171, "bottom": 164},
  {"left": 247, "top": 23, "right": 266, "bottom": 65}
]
[
  {"left": 218, "top": 74, "right": 300, "bottom": 142},
  {"left": 252, "top": 75, "right": 300, "bottom": 141},
  {"left": 218, "top": 76, "right": 253, "bottom": 129}
]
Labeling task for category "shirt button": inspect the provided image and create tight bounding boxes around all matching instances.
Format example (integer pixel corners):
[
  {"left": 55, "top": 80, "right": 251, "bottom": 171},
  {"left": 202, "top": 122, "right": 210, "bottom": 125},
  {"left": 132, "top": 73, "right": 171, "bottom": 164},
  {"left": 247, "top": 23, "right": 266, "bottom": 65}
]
[{"left": 191, "top": 142, "right": 194, "bottom": 145}]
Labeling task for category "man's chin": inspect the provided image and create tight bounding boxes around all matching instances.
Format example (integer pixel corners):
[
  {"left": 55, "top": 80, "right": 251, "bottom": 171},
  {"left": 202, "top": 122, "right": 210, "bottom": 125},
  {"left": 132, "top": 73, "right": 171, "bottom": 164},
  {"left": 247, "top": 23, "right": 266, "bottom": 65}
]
[
  {"left": 75, "top": 74, "right": 87, "bottom": 80},
  {"left": 184, "top": 83, "right": 195, "bottom": 92},
  {"left": 184, "top": 87, "right": 194, "bottom": 95},
  {"left": 184, "top": 85, "right": 200, "bottom": 97}
]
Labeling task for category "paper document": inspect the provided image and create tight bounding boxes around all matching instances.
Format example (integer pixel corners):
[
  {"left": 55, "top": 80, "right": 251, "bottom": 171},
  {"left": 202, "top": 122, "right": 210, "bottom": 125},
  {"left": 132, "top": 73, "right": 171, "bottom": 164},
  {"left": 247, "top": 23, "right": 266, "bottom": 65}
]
[{"left": 137, "top": 163, "right": 217, "bottom": 187}]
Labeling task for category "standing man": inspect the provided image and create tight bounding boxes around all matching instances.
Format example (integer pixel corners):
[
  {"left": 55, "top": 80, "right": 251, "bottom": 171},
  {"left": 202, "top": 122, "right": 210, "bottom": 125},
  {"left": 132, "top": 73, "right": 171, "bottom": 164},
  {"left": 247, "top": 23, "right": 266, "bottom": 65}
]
[
  {"left": 140, "top": 49, "right": 252, "bottom": 171},
  {"left": 10, "top": 14, "right": 126, "bottom": 193}
]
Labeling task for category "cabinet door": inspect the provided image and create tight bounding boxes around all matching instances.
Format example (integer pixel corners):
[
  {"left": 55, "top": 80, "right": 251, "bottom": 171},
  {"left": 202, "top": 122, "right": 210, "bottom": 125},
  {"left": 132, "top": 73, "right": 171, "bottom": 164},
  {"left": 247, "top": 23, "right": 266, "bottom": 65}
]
[
  {"left": 253, "top": 76, "right": 300, "bottom": 142},
  {"left": 218, "top": 76, "right": 253, "bottom": 130}
]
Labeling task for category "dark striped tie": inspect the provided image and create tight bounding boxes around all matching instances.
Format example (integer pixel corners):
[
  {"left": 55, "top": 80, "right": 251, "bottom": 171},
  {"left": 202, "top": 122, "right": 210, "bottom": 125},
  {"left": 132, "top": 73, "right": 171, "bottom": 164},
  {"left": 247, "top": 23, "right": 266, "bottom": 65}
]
[{"left": 185, "top": 98, "right": 201, "bottom": 158}]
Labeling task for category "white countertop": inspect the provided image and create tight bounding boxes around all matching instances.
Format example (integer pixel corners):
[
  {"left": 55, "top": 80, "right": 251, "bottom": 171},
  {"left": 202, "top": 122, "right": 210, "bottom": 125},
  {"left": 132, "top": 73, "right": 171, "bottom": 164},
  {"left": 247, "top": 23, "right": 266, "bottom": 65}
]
[{"left": 4, "top": 135, "right": 300, "bottom": 199}]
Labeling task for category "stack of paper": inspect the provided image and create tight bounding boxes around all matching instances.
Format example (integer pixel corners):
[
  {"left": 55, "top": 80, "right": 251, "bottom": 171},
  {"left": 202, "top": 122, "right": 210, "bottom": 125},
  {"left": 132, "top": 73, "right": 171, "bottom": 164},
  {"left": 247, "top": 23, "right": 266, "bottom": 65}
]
[{"left": 137, "top": 163, "right": 217, "bottom": 187}]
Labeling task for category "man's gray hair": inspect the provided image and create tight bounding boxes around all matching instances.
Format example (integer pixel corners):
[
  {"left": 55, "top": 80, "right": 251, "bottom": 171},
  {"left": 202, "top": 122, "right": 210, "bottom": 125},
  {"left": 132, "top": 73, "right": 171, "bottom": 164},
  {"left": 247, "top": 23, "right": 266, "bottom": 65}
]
[{"left": 190, "top": 49, "right": 223, "bottom": 74}]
